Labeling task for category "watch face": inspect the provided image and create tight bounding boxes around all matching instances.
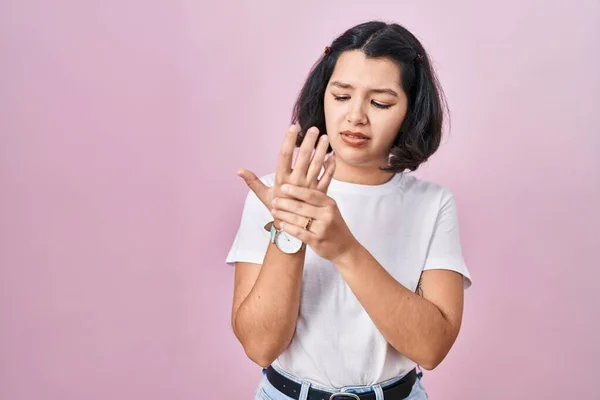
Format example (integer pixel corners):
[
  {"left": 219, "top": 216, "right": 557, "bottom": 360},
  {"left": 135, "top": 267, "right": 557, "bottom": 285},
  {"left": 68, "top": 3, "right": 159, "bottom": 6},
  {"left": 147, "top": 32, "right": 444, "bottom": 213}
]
[{"left": 275, "top": 231, "right": 303, "bottom": 254}]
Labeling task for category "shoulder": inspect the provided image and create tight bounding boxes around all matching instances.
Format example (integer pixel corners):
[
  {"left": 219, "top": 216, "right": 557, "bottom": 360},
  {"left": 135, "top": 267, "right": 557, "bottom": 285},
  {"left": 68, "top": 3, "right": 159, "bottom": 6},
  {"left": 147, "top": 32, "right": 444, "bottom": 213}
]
[{"left": 400, "top": 174, "right": 455, "bottom": 209}]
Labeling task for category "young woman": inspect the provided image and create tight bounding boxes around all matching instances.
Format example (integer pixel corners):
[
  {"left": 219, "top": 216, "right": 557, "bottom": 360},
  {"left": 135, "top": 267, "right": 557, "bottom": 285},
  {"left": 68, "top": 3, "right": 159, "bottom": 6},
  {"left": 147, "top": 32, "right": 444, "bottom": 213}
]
[{"left": 226, "top": 20, "right": 472, "bottom": 400}]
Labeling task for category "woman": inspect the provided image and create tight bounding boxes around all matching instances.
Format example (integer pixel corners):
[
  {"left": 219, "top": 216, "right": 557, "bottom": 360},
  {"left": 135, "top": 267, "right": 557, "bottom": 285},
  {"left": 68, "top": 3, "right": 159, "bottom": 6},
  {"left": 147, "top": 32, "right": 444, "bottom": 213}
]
[{"left": 226, "top": 20, "right": 472, "bottom": 400}]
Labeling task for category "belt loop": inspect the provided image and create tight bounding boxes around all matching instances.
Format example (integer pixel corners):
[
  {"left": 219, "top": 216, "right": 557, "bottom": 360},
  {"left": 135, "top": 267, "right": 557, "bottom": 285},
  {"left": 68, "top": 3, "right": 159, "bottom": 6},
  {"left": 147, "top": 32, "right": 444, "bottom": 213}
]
[
  {"left": 373, "top": 384, "right": 384, "bottom": 400},
  {"left": 298, "top": 380, "right": 311, "bottom": 400}
]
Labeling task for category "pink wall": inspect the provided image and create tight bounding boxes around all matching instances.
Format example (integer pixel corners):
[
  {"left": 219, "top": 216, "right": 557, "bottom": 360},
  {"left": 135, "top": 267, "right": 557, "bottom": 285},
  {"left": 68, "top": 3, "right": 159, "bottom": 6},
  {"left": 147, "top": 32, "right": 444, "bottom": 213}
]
[{"left": 1, "top": 0, "right": 599, "bottom": 399}]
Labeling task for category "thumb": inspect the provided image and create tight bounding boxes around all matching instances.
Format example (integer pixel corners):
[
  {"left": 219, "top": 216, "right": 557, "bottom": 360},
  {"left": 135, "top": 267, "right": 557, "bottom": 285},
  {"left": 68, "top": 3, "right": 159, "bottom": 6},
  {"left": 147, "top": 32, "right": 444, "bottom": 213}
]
[{"left": 237, "top": 169, "right": 269, "bottom": 203}]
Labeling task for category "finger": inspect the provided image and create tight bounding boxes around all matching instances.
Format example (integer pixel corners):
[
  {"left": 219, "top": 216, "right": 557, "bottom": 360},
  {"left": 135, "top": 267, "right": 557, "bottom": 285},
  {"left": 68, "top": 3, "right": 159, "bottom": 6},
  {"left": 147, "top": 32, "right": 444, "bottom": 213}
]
[
  {"left": 270, "top": 208, "right": 313, "bottom": 230},
  {"left": 281, "top": 184, "right": 329, "bottom": 206},
  {"left": 237, "top": 169, "right": 269, "bottom": 205},
  {"left": 291, "top": 127, "right": 319, "bottom": 180},
  {"left": 276, "top": 125, "right": 300, "bottom": 184},
  {"left": 306, "top": 134, "right": 330, "bottom": 184},
  {"left": 272, "top": 197, "right": 319, "bottom": 219},
  {"left": 279, "top": 221, "right": 316, "bottom": 246},
  {"left": 317, "top": 153, "right": 336, "bottom": 192}
]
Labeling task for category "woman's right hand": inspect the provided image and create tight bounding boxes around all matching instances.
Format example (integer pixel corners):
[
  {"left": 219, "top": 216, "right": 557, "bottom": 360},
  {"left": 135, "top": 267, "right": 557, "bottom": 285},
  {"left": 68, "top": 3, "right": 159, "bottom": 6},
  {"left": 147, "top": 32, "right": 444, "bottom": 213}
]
[{"left": 237, "top": 125, "right": 335, "bottom": 228}]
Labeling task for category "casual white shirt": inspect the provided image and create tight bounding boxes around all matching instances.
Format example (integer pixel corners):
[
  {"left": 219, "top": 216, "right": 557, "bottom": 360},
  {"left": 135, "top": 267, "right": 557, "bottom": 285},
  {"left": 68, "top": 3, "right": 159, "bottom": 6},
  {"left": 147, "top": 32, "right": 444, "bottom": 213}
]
[{"left": 226, "top": 172, "right": 472, "bottom": 387}]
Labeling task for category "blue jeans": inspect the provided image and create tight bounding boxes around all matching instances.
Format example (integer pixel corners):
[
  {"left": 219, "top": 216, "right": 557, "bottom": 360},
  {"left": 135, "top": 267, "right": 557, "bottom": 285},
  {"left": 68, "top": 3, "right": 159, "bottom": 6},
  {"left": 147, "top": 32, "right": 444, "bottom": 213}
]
[{"left": 254, "top": 365, "right": 428, "bottom": 400}]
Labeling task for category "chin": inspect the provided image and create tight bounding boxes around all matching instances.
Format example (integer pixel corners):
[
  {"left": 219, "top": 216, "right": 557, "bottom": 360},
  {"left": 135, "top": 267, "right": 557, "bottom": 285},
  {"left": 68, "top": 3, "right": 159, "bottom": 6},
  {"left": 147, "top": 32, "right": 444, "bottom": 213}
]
[{"left": 332, "top": 146, "right": 383, "bottom": 168}]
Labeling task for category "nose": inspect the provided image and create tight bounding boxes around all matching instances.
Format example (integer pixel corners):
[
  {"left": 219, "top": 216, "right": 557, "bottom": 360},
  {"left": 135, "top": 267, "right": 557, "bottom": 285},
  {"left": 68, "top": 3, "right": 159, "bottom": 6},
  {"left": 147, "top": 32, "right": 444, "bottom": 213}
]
[{"left": 345, "top": 99, "right": 368, "bottom": 125}]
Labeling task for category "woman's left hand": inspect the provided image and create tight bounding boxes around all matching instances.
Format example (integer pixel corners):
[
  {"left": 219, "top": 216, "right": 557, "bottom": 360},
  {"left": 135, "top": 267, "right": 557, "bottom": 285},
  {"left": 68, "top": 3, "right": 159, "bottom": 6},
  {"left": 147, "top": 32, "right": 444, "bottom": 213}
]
[{"left": 271, "top": 183, "right": 358, "bottom": 263}]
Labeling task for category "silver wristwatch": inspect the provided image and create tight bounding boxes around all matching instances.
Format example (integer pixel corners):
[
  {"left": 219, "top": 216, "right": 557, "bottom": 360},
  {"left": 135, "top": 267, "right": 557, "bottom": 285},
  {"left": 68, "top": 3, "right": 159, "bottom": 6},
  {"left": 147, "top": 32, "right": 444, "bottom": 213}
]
[{"left": 264, "top": 222, "right": 305, "bottom": 254}]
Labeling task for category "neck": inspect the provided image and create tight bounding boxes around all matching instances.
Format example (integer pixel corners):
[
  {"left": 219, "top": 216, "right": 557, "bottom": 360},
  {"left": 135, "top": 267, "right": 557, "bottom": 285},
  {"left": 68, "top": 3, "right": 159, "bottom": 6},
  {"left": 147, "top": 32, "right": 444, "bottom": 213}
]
[{"left": 332, "top": 160, "right": 396, "bottom": 186}]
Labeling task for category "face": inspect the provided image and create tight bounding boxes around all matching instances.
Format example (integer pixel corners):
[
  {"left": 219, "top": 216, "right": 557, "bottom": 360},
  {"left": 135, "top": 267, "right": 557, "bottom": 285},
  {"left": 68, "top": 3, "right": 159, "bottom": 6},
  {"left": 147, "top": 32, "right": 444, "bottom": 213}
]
[{"left": 323, "top": 50, "right": 408, "bottom": 171}]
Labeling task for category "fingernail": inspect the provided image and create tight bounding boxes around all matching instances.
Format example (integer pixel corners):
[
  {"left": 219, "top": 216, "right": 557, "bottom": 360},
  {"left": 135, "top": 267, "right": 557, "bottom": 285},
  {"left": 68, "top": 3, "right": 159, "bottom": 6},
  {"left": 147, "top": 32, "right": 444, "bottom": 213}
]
[
  {"left": 281, "top": 184, "right": 289, "bottom": 193},
  {"left": 271, "top": 198, "right": 277, "bottom": 206},
  {"left": 271, "top": 209, "right": 277, "bottom": 215}
]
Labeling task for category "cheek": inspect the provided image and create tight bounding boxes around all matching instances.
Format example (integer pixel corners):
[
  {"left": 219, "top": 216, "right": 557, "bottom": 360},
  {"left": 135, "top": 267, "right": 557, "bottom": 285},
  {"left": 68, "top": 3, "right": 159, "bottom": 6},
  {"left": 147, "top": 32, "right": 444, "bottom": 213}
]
[
  {"left": 324, "top": 101, "right": 344, "bottom": 122},
  {"left": 323, "top": 102, "right": 346, "bottom": 132},
  {"left": 371, "top": 114, "right": 405, "bottom": 145}
]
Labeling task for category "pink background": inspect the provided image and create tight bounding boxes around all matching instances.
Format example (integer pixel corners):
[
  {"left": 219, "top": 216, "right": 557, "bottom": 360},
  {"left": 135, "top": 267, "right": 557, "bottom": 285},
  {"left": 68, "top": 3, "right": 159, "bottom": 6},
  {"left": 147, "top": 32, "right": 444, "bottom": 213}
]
[{"left": 1, "top": 0, "right": 599, "bottom": 399}]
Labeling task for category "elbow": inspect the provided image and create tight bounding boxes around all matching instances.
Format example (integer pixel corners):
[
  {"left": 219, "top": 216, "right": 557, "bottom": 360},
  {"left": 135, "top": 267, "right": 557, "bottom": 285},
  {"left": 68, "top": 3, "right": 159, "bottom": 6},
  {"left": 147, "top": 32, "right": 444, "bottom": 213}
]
[
  {"left": 419, "top": 325, "right": 460, "bottom": 370},
  {"left": 234, "top": 328, "right": 280, "bottom": 368},
  {"left": 232, "top": 317, "right": 276, "bottom": 367},
  {"left": 242, "top": 342, "right": 278, "bottom": 368},
  {"left": 419, "top": 356, "right": 443, "bottom": 371},
  {"left": 418, "top": 343, "right": 453, "bottom": 371},
  {"left": 232, "top": 314, "right": 289, "bottom": 368}
]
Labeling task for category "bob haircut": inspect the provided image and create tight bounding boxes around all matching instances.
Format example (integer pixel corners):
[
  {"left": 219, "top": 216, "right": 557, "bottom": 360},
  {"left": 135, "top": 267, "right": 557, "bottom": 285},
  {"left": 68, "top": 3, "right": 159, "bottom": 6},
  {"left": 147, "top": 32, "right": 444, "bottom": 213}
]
[{"left": 291, "top": 20, "right": 449, "bottom": 173}]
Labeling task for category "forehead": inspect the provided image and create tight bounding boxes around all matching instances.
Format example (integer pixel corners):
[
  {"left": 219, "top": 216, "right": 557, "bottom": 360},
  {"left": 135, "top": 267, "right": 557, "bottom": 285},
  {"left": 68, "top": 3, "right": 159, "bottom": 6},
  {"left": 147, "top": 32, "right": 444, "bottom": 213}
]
[{"left": 329, "top": 50, "right": 402, "bottom": 90}]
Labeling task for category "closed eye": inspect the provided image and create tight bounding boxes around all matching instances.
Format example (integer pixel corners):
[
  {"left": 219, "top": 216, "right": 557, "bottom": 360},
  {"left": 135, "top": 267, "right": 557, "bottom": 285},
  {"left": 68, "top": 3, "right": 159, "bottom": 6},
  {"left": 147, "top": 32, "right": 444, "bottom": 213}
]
[
  {"left": 372, "top": 102, "right": 392, "bottom": 110},
  {"left": 333, "top": 95, "right": 350, "bottom": 102},
  {"left": 332, "top": 95, "right": 392, "bottom": 110}
]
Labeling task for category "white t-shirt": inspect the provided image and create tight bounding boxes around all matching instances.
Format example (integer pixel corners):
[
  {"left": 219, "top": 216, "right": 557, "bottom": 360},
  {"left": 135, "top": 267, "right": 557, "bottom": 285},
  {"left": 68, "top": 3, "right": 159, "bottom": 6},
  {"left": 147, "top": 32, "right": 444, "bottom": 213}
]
[{"left": 225, "top": 172, "right": 472, "bottom": 387}]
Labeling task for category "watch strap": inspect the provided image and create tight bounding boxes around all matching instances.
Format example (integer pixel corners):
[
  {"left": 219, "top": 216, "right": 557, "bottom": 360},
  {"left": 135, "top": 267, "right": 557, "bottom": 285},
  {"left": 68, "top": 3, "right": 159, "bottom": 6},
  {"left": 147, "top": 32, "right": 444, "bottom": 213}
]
[
  {"left": 264, "top": 220, "right": 306, "bottom": 252},
  {"left": 270, "top": 222, "right": 277, "bottom": 243}
]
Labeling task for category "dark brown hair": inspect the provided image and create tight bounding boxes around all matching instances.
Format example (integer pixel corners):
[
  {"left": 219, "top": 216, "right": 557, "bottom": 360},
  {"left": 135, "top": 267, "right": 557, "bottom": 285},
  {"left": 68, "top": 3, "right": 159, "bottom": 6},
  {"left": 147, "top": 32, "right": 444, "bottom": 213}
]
[{"left": 291, "top": 20, "right": 449, "bottom": 173}]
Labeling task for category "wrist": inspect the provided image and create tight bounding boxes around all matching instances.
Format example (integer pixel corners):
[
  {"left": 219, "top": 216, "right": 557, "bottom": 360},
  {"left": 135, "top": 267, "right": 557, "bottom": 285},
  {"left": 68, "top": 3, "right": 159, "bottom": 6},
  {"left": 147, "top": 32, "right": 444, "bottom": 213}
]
[{"left": 332, "top": 239, "right": 363, "bottom": 270}]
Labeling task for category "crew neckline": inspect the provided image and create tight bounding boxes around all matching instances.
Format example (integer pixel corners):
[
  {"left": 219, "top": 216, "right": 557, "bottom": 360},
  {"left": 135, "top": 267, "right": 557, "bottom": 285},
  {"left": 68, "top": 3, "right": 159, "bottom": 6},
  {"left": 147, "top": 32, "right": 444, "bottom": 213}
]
[{"left": 327, "top": 172, "right": 405, "bottom": 195}]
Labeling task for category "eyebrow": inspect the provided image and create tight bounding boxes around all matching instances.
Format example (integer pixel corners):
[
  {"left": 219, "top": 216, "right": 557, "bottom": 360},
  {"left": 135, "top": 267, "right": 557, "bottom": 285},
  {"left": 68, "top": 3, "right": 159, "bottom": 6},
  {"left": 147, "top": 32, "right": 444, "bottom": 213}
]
[{"left": 329, "top": 81, "right": 399, "bottom": 97}]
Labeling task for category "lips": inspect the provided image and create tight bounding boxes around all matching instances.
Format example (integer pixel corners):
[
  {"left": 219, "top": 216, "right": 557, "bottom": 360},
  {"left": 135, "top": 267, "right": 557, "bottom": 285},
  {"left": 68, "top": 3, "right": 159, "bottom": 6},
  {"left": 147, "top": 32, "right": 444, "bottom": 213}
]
[
  {"left": 340, "top": 131, "right": 370, "bottom": 148},
  {"left": 341, "top": 131, "right": 369, "bottom": 139}
]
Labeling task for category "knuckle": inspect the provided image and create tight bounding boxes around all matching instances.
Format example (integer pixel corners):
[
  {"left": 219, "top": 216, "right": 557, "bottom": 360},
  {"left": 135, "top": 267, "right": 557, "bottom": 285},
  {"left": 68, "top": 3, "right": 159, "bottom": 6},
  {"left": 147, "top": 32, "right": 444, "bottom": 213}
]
[
  {"left": 279, "top": 150, "right": 291, "bottom": 158},
  {"left": 299, "top": 149, "right": 312, "bottom": 158}
]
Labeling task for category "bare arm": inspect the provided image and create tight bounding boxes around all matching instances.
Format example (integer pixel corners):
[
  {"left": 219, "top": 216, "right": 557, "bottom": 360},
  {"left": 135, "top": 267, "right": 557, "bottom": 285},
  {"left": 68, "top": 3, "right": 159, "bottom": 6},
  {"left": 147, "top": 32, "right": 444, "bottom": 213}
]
[
  {"left": 271, "top": 184, "right": 465, "bottom": 370},
  {"left": 231, "top": 125, "right": 335, "bottom": 367},
  {"left": 232, "top": 244, "right": 305, "bottom": 367},
  {"left": 335, "top": 246, "right": 464, "bottom": 370}
]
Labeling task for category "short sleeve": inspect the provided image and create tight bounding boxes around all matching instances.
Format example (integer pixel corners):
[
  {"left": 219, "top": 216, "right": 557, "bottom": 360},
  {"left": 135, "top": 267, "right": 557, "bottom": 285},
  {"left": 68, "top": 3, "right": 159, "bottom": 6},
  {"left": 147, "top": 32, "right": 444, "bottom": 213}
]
[
  {"left": 422, "top": 191, "right": 472, "bottom": 289},
  {"left": 225, "top": 176, "right": 274, "bottom": 267}
]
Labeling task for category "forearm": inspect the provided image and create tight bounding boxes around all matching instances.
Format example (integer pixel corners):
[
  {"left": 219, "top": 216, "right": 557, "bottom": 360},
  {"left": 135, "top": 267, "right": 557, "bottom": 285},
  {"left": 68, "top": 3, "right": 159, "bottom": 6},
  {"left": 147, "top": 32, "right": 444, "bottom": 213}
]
[
  {"left": 335, "top": 245, "right": 457, "bottom": 370},
  {"left": 234, "top": 242, "right": 304, "bottom": 367}
]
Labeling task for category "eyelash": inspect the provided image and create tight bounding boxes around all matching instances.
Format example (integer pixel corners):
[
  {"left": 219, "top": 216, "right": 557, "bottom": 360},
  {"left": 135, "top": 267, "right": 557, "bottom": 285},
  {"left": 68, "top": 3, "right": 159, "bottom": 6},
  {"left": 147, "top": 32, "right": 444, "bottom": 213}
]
[{"left": 332, "top": 95, "right": 392, "bottom": 110}]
